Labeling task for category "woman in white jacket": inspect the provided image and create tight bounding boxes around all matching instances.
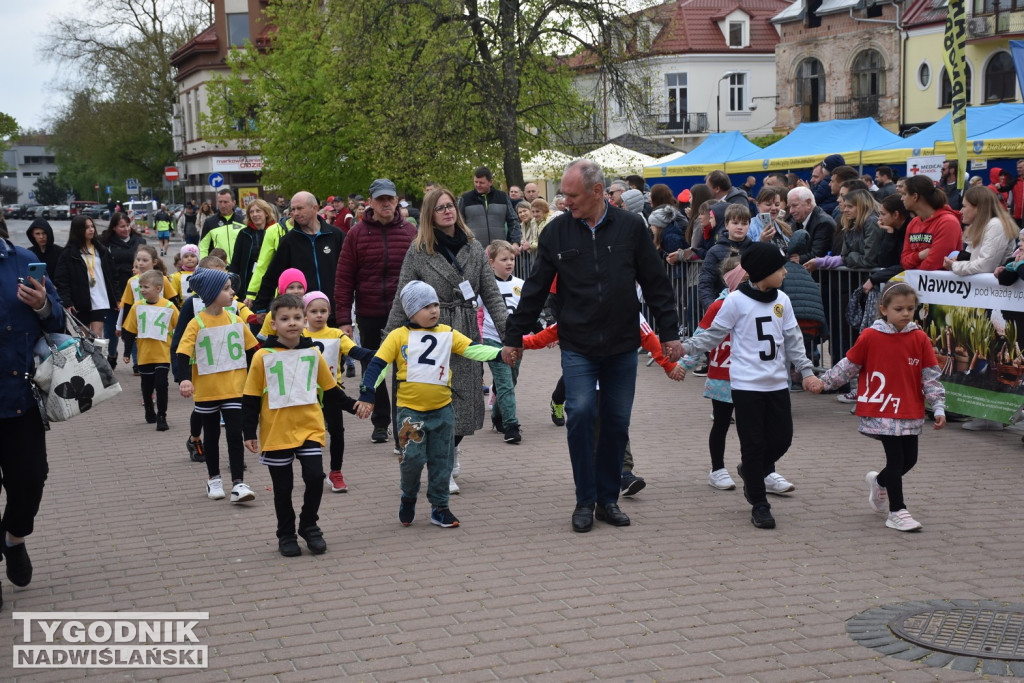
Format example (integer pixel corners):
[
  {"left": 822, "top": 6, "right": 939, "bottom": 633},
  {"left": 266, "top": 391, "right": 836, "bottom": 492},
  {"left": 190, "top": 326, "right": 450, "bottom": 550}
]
[{"left": 943, "top": 185, "right": 1017, "bottom": 276}]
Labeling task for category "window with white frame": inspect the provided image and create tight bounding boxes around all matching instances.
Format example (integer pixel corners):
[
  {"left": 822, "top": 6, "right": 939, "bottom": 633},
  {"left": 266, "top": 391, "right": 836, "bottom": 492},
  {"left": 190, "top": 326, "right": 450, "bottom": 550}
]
[
  {"left": 728, "top": 21, "right": 744, "bottom": 48},
  {"left": 728, "top": 73, "right": 746, "bottom": 111},
  {"left": 666, "top": 73, "right": 687, "bottom": 127}
]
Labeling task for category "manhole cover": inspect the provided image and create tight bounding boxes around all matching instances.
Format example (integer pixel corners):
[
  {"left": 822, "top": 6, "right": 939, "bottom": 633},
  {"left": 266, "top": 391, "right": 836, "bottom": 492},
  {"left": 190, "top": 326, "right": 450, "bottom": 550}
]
[
  {"left": 890, "top": 606, "right": 1024, "bottom": 660},
  {"left": 848, "top": 600, "right": 1024, "bottom": 677}
]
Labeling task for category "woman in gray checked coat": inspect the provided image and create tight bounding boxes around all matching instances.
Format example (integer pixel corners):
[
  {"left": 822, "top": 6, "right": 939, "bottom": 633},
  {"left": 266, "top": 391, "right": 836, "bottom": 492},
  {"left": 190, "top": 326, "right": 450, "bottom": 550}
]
[{"left": 386, "top": 187, "right": 508, "bottom": 487}]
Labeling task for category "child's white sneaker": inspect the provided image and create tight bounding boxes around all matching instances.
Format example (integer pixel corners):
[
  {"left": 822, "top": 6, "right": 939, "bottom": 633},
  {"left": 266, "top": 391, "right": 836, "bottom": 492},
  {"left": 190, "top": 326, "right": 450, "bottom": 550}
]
[
  {"left": 764, "top": 472, "right": 795, "bottom": 494},
  {"left": 885, "top": 509, "right": 922, "bottom": 532},
  {"left": 708, "top": 468, "right": 736, "bottom": 490},
  {"left": 451, "top": 449, "right": 462, "bottom": 478},
  {"left": 206, "top": 477, "right": 225, "bottom": 500},
  {"left": 865, "top": 471, "right": 887, "bottom": 513},
  {"left": 230, "top": 482, "right": 256, "bottom": 503},
  {"left": 449, "top": 475, "right": 460, "bottom": 494}
]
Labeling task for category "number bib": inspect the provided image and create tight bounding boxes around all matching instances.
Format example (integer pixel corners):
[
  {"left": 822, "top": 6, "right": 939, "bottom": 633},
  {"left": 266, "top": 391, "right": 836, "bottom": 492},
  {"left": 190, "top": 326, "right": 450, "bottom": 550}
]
[
  {"left": 406, "top": 330, "right": 453, "bottom": 386},
  {"left": 194, "top": 322, "right": 247, "bottom": 375},
  {"left": 264, "top": 348, "right": 320, "bottom": 409},
  {"left": 136, "top": 304, "right": 173, "bottom": 341},
  {"left": 130, "top": 278, "right": 142, "bottom": 303},
  {"left": 310, "top": 337, "right": 341, "bottom": 378},
  {"left": 179, "top": 273, "right": 192, "bottom": 296}
]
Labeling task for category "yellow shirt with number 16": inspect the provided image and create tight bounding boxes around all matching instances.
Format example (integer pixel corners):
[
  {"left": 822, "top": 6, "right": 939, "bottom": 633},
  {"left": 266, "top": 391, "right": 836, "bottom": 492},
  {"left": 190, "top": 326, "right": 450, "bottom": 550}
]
[{"left": 177, "top": 309, "right": 259, "bottom": 401}]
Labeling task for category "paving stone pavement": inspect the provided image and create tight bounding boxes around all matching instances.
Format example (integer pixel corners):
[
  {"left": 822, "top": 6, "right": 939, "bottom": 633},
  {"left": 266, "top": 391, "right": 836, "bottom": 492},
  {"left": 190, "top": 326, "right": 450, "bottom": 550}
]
[{"left": 2, "top": 347, "right": 1023, "bottom": 681}]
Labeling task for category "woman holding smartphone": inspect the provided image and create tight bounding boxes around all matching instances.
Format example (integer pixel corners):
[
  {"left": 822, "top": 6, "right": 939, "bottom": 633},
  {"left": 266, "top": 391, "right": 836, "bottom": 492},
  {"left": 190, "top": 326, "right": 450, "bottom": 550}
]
[{"left": 748, "top": 187, "right": 791, "bottom": 248}]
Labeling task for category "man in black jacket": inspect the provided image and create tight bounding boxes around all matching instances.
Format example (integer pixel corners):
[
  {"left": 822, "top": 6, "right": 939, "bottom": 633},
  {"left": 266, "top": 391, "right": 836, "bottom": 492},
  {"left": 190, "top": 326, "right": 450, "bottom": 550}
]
[
  {"left": 502, "top": 159, "right": 682, "bottom": 533},
  {"left": 254, "top": 192, "right": 344, "bottom": 325},
  {"left": 786, "top": 187, "right": 835, "bottom": 265}
]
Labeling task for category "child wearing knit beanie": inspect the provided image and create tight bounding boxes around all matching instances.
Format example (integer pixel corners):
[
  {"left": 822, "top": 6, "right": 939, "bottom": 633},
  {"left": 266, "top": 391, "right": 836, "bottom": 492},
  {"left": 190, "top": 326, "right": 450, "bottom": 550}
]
[
  {"left": 258, "top": 268, "right": 307, "bottom": 339},
  {"left": 682, "top": 242, "right": 821, "bottom": 530}
]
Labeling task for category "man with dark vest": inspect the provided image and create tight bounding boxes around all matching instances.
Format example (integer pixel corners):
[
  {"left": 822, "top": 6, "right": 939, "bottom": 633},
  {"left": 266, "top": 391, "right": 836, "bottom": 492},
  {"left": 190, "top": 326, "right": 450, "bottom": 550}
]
[{"left": 457, "top": 166, "right": 522, "bottom": 248}]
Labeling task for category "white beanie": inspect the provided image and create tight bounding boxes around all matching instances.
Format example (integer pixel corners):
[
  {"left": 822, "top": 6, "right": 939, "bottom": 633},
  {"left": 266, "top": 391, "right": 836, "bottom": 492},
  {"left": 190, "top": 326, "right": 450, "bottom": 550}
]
[{"left": 400, "top": 280, "right": 439, "bottom": 318}]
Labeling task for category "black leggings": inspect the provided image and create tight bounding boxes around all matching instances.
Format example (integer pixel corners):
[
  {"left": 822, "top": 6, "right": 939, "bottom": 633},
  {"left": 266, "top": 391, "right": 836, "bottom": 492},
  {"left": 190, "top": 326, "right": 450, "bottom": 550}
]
[
  {"left": 195, "top": 400, "right": 245, "bottom": 482},
  {"left": 551, "top": 376, "right": 565, "bottom": 405},
  {"left": 877, "top": 435, "right": 918, "bottom": 512},
  {"left": 139, "top": 364, "right": 169, "bottom": 416},
  {"left": 190, "top": 410, "right": 202, "bottom": 439},
  {"left": 709, "top": 399, "right": 734, "bottom": 471},
  {"left": 323, "top": 407, "right": 345, "bottom": 471},
  {"left": 731, "top": 389, "right": 792, "bottom": 506},
  {"left": 267, "top": 446, "right": 324, "bottom": 537}
]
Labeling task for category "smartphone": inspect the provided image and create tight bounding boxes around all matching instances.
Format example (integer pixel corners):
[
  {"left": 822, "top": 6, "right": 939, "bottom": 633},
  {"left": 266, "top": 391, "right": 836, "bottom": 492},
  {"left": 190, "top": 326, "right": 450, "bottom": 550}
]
[
  {"left": 759, "top": 212, "right": 771, "bottom": 225},
  {"left": 26, "top": 262, "right": 47, "bottom": 283}
]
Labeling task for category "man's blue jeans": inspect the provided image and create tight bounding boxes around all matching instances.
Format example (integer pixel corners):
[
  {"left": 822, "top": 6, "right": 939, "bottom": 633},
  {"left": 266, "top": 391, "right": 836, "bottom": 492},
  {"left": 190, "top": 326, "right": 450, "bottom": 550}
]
[{"left": 561, "top": 349, "right": 637, "bottom": 506}]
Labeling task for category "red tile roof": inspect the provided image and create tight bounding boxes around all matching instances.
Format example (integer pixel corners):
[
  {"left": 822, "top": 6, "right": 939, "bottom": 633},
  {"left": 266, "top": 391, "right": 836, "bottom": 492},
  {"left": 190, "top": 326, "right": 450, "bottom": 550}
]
[
  {"left": 649, "top": 0, "right": 793, "bottom": 55},
  {"left": 903, "top": 0, "right": 948, "bottom": 28}
]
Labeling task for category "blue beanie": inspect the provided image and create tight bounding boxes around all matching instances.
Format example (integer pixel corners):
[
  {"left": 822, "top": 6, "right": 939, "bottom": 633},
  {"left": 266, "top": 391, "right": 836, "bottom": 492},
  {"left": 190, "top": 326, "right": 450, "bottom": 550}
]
[{"left": 188, "top": 267, "right": 230, "bottom": 306}]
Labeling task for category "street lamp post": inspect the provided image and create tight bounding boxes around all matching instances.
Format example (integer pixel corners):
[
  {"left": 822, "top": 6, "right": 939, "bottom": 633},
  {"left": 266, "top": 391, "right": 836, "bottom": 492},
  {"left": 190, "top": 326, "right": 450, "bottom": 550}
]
[{"left": 716, "top": 72, "right": 740, "bottom": 133}]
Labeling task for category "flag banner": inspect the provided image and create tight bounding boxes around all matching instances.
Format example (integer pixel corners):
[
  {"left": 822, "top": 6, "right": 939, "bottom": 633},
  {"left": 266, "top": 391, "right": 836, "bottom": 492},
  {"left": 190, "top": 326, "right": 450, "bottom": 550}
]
[
  {"left": 906, "top": 270, "right": 1024, "bottom": 423},
  {"left": 1011, "top": 41, "right": 1024, "bottom": 105},
  {"left": 943, "top": 1, "right": 968, "bottom": 190}
]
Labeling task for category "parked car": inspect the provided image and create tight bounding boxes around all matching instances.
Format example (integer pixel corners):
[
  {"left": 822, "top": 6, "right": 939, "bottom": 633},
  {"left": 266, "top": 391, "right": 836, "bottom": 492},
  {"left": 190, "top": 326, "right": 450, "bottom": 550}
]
[
  {"left": 53, "top": 205, "right": 70, "bottom": 220},
  {"left": 70, "top": 200, "right": 99, "bottom": 217},
  {"left": 22, "top": 204, "right": 42, "bottom": 219},
  {"left": 3, "top": 204, "right": 24, "bottom": 219}
]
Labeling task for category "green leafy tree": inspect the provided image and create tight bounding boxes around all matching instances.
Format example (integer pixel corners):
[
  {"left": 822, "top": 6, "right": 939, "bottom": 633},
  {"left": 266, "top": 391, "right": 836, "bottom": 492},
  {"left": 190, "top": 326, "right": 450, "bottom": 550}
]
[
  {"left": 204, "top": 0, "right": 648, "bottom": 193},
  {"left": 0, "top": 112, "right": 18, "bottom": 172}
]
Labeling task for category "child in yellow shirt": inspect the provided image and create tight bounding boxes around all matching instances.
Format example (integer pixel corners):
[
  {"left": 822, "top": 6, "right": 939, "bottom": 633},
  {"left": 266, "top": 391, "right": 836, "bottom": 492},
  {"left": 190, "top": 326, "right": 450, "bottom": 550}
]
[
  {"left": 302, "top": 291, "right": 373, "bottom": 493},
  {"left": 355, "top": 281, "right": 503, "bottom": 529},
  {"left": 243, "top": 294, "right": 358, "bottom": 557},
  {"left": 176, "top": 267, "right": 260, "bottom": 504},
  {"left": 121, "top": 270, "right": 180, "bottom": 431},
  {"left": 257, "top": 268, "right": 306, "bottom": 339},
  {"left": 170, "top": 244, "right": 199, "bottom": 302}
]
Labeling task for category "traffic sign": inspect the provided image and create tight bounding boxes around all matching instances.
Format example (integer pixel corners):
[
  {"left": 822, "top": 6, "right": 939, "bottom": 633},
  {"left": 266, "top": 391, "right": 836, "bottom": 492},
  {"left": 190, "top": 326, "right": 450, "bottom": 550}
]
[
  {"left": 208, "top": 173, "right": 225, "bottom": 189},
  {"left": 165, "top": 166, "right": 180, "bottom": 182},
  {"left": 28, "top": 192, "right": 35, "bottom": 200},
  {"left": 94, "top": 183, "right": 100, "bottom": 190},
  {"left": 126, "top": 178, "right": 140, "bottom": 195},
  {"left": 106, "top": 186, "right": 113, "bottom": 195}
]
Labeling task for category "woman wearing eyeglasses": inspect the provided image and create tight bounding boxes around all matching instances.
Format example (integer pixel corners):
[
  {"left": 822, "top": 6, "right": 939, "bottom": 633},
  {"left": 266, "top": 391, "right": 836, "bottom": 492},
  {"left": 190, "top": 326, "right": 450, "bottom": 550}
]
[{"left": 384, "top": 187, "right": 510, "bottom": 493}]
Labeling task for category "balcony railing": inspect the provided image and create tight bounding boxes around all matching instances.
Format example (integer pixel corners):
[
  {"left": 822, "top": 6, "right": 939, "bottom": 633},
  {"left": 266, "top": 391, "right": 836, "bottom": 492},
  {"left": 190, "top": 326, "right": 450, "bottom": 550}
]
[
  {"left": 833, "top": 95, "right": 880, "bottom": 120},
  {"left": 651, "top": 112, "right": 710, "bottom": 134},
  {"left": 966, "top": 8, "right": 1024, "bottom": 37}
]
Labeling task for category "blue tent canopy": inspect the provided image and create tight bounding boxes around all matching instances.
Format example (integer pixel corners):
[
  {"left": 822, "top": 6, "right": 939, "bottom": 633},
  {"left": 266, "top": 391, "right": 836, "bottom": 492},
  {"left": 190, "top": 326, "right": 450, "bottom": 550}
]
[
  {"left": 729, "top": 118, "right": 903, "bottom": 172},
  {"left": 864, "top": 104, "right": 1024, "bottom": 161},
  {"left": 643, "top": 131, "right": 761, "bottom": 179}
]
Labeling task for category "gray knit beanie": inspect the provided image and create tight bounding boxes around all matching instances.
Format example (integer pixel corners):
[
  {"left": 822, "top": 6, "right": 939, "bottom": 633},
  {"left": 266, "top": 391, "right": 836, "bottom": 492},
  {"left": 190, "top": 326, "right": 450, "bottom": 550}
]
[
  {"left": 621, "top": 189, "right": 645, "bottom": 214},
  {"left": 400, "top": 280, "right": 439, "bottom": 318}
]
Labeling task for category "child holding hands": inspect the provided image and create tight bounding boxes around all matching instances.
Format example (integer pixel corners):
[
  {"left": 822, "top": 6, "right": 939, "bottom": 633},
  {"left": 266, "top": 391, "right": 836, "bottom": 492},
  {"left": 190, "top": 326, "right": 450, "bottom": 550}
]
[
  {"left": 355, "top": 281, "right": 503, "bottom": 529},
  {"left": 120, "top": 269, "right": 179, "bottom": 431},
  {"left": 243, "top": 294, "right": 358, "bottom": 556},
  {"left": 809, "top": 282, "right": 945, "bottom": 531},
  {"left": 682, "top": 243, "right": 820, "bottom": 529}
]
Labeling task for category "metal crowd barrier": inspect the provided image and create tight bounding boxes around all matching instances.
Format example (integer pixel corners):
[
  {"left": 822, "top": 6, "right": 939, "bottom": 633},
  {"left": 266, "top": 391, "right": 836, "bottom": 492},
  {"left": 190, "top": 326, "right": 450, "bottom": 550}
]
[{"left": 512, "top": 249, "right": 875, "bottom": 369}]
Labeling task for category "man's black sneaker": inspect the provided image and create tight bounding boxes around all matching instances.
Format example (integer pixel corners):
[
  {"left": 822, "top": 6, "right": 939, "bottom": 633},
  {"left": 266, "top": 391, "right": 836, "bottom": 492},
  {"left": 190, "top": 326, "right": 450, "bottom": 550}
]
[
  {"left": 156, "top": 415, "right": 169, "bottom": 432},
  {"left": 371, "top": 426, "right": 389, "bottom": 443},
  {"left": 751, "top": 504, "right": 776, "bottom": 529},
  {"left": 144, "top": 406, "right": 157, "bottom": 424},
  {"left": 186, "top": 438, "right": 205, "bottom": 462},
  {"left": 571, "top": 504, "right": 594, "bottom": 533},
  {"left": 503, "top": 423, "right": 522, "bottom": 444},
  {"left": 595, "top": 503, "right": 631, "bottom": 526},
  {"left": 620, "top": 471, "right": 647, "bottom": 497},
  {"left": 298, "top": 526, "right": 327, "bottom": 555},
  {"left": 278, "top": 535, "right": 301, "bottom": 557},
  {"left": 491, "top": 413, "right": 504, "bottom": 433},
  {"left": 399, "top": 496, "right": 416, "bottom": 526},
  {"left": 3, "top": 541, "right": 32, "bottom": 587}
]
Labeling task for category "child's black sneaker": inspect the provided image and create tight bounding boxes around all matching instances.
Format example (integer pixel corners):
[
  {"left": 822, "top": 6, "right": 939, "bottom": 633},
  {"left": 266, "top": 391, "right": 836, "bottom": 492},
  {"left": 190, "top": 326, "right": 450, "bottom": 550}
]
[
  {"left": 186, "top": 438, "right": 205, "bottom": 462},
  {"left": 750, "top": 504, "right": 776, "bottom": 529},
  {"left": 399, "top": 496, "right": 416, "bottom": 526},
  {"left": 144, "top": 406, "right": 157, "bottom": 424},
  {"left": 370, "top": 426, "right": 389, "bottom": 443},
  {"left": 278, "top": 535, "right": 301, "bottom": 557},
  {"left": 550, "top": 400, "right": 565, "bottom": 426},
  {"left": 346, "top": 364, "right": 356, "bottom": 378},
  {"left": 156, "top": 415, "right": 169, "bottom": 432},
  {"left": 3, "top": 541, "right": 32, "bottom": 587},
  {"left": 298, "top": 526, "right": 327, "bottom": 555},
  {"left": 430, "top": 506, "right": 459, "bottom": 528},
  {"left": 503, "top": 422, "right": 521, "bottom": 444}
]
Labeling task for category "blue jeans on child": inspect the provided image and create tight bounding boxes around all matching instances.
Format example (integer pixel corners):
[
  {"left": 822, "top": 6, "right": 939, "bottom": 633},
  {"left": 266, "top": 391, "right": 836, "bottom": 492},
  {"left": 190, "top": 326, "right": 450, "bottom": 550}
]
[
  {"left": 561, "top": 349, "right": 637, "bottom": 506},
  {"left": 397, "top": 404, "right": 455, "bottom": 508},
  {"left": 484, "top": 338, "right": 519, "bottom": 427}
]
